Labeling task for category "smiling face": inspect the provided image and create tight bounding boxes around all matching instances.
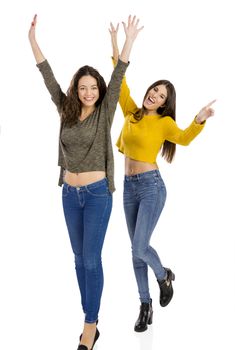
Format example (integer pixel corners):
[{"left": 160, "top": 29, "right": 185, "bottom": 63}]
[
  {"left": 143, "top": 84, "right": 168, "bottom": 114},
  {"left": 77, "top": 75, "right": 100, "bottom": 108}
]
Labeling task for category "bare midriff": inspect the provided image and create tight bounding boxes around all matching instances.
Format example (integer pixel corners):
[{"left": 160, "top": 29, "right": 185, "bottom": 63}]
[
  {"left": 64, "top": 170, "right": 106, "bottom": 187},
  {"left": 125, "top": 156, "right": 158, "bottom": 176}
]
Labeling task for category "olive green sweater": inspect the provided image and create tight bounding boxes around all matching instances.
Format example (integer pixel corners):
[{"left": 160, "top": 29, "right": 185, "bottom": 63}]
[{"left": 37, "top": 58, "right": 129, "bottom": 192}]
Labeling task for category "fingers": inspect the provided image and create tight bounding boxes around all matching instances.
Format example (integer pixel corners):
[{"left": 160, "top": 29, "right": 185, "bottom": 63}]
[
  {"left": 109, "top": 22, "right": 119, "bottom": 33},
  {"left": 31, "top": 14, "right": 37, "bottom": 27},
  {"left": 123, "top": 15, "right": 143, "bottom": 32},
  {"left": 129, "top": 15, "right": 139, "bottom": 27},
  {"left": 109, "top": 22, "right": 114, "bottom": 33},
  {"left": 122, "top": 21, "right": 127, "bottom": 31},
  {"left": 137, "top": 25, "right": 144, "bottom": 32},
  {"left": 117, "top": 14, "right": 144, "bottom": 35},
  {"left": 205, "top": 99, "right": 216, "bottom": 108}
]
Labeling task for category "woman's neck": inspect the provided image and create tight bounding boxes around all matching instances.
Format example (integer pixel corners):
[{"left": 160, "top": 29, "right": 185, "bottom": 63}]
[{"left": 80, "top": 106, "right": 95, "bottom": 121}]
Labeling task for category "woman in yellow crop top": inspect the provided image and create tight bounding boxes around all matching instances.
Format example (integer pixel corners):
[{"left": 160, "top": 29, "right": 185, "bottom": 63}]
[{"left": 110, "top": 21, "right": 216, "bottom": 332}]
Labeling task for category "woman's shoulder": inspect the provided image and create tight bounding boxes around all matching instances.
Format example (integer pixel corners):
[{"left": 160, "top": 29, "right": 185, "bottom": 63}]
[{"left": 126, "top": 108, "right": 141, "bottom": 121}]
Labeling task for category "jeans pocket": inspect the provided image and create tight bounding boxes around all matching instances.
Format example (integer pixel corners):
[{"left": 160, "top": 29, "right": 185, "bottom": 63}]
[{"left": 62, "top": 184, "right": 70, "bottom": 198}]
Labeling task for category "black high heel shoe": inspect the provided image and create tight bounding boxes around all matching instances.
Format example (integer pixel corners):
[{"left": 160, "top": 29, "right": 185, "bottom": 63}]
[
  {"left": 158, "top": 267, "right": 175, "bottom": 307},
  {"left": 77, "top": 327, "right": 100, "bottom": 350},
  {"left": 134, "top": 299, "right": 153, "bottom": 332},
  {"left": 79, "top": 320, "right": 99, "bottom": 341}
]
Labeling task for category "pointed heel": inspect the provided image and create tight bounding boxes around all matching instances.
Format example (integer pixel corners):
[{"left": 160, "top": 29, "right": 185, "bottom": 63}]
[{"left": 92, "top": 328, "right": 100, "bottom": 349}]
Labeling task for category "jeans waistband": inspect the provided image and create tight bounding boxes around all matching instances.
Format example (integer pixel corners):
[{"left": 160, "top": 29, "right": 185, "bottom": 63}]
[
  {"left": 124, "top": 169, "right": 160, "bottom": 182},
  {"left": 63, "top": 178, "right": 108, "bottom": 191}
]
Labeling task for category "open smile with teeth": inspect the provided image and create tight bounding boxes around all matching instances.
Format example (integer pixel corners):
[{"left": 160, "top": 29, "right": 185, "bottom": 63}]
[{"left": 147, "top": 96, "right": 155, "bottom": 104}]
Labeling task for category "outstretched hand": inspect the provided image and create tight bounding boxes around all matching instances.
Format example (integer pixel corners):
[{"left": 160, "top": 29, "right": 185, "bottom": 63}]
[
  {"left": 117, "top": 15, "right": 143, "bottom": 63},
  {"left": 109, "top": 22, "right": 119, "bottom": 61},
  {"left": 122, "top": 15, "right": 144, "bottom": 41},
  {"left": 28, "top": 14, "right": 45, "bottom": 64},
  {"left": 196, "top": 99, "right": 216, "bottom": 124},
  {"left": 28, "top": 14, "right": 37, "bottom": 41},
  {"left": 109, "top": 22, "right": 119, "bottom": 40}
]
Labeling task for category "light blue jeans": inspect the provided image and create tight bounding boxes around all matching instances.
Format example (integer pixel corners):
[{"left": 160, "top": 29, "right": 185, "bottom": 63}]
[
  {"left": 123, "top": 170, "right": 167, "bottom": 303},
  {"left": 62, "top": 178, "right": 112, "bottom": 323}
]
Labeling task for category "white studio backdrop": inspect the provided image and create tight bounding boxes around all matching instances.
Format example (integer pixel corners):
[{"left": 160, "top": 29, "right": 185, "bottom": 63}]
[{"left": 0, "top": 0, "right": 234, "bottom": 349}]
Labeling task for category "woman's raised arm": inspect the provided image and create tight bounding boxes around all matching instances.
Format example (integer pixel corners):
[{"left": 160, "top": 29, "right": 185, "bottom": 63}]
[
  {"left": 117, "top": 15, "right": 143, "bottom": 64},
  {"left": 28, "top": 14, "right": 46, "bottom": 64}
]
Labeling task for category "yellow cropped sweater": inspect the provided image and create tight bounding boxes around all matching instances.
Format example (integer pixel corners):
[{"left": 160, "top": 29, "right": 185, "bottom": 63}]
[{"left": 116, "top": 75, "right": 205, "bottom": 165}]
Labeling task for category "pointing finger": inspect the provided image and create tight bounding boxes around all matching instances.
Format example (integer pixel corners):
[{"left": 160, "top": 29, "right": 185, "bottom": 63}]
[{"left": 205, "top": 99, "right": 217, "bottom": 108}]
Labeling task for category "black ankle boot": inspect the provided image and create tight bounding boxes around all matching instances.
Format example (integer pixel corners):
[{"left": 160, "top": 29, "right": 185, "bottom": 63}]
[
  {"left": 158, "top": 267, "right": 175, "bottom": 307},
  {"left": 134, "top": 299, "right": 153, "bottom": 332}
]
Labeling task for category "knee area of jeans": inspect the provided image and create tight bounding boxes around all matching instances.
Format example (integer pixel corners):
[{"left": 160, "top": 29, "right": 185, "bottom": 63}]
[
  {"left": 74, "top": 254, "right": 83, "bottom": 266},
  {"left": 132, "top": 259, "right": 147, "bottom": 269},
  {"left": 83, "top": 258, "right": 102, "bottom": 271},
  {"left": 132, "top": 247, "right": 148, "bottom": 260}
]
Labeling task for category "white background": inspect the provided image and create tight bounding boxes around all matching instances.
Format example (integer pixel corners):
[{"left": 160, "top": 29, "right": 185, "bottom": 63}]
[{"left": 0, "top": 0, "right": 235, "bottom": 349}]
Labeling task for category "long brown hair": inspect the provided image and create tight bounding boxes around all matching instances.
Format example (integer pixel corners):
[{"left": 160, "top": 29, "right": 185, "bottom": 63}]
[
  {"left": 60, "top": 65, "right": 107, "bottom": 127},
  {"left": 132, "top": 80, "right": 176, "bottom": 163}
]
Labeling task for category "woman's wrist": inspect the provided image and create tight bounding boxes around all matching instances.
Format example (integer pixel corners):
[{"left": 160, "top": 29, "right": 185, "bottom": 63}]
[{"left": 195, "top": 115, "right": 205, "bottom": 124}]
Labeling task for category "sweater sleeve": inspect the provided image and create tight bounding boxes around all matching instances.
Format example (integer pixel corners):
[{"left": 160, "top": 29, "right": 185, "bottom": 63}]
[
  {"left": 104, "top": 58, "right": 129, "bottom": 125},
  {"left": 112, "top": 57, "right": 138, "bottom": 117},
  {"left": 164, "top": 117, "right": 205, "bottom": 145},
  {"left": 36, "top": 60, "right": 66, "bottom": 111}
]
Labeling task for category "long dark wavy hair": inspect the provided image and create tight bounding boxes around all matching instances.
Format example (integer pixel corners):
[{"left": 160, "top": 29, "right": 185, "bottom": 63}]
[
  {"left": 132, "top": 79, "right": 176, "bottom": 163},
  {"left": 60, "top": 65, "right": 107, "bottom": 127}
]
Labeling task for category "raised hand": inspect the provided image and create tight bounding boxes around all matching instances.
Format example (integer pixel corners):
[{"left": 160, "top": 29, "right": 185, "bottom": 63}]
[
  {"left": 122, "top": 15, "right": 144, "bottom": 41},
  {"left": 28, "top": 14, "right": 46, "bottom": 64},
  {"left": 118, "top": 15, "right": 143, "bottom": 63},
  {"left": 28, "top": 14, "right": 37, "bottom": 42},
  {"left": 109, "top": 22, "right": 119, "bottom": 41},
  {"left": 109, "top": 22, "right": 119, "bottom": 62},
  {"left": 196, "top": 99, "right": 216, "bottom": 124}
]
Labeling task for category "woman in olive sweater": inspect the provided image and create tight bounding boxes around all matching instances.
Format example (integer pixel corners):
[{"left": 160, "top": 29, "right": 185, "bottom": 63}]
[
  {"left": 29, "top": 14, "right": 143, "bottom": 350},
  {"left": 110, "top": 22, "right": 215, "bottom": 333}
]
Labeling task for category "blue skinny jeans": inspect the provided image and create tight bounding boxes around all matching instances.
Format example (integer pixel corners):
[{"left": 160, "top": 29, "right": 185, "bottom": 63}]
[
  {"left": 123, "top": 170, "right": 167, "bottom": 303},
  {"left": 62, "top": 178, "right": 112, "bottom": 323}
]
